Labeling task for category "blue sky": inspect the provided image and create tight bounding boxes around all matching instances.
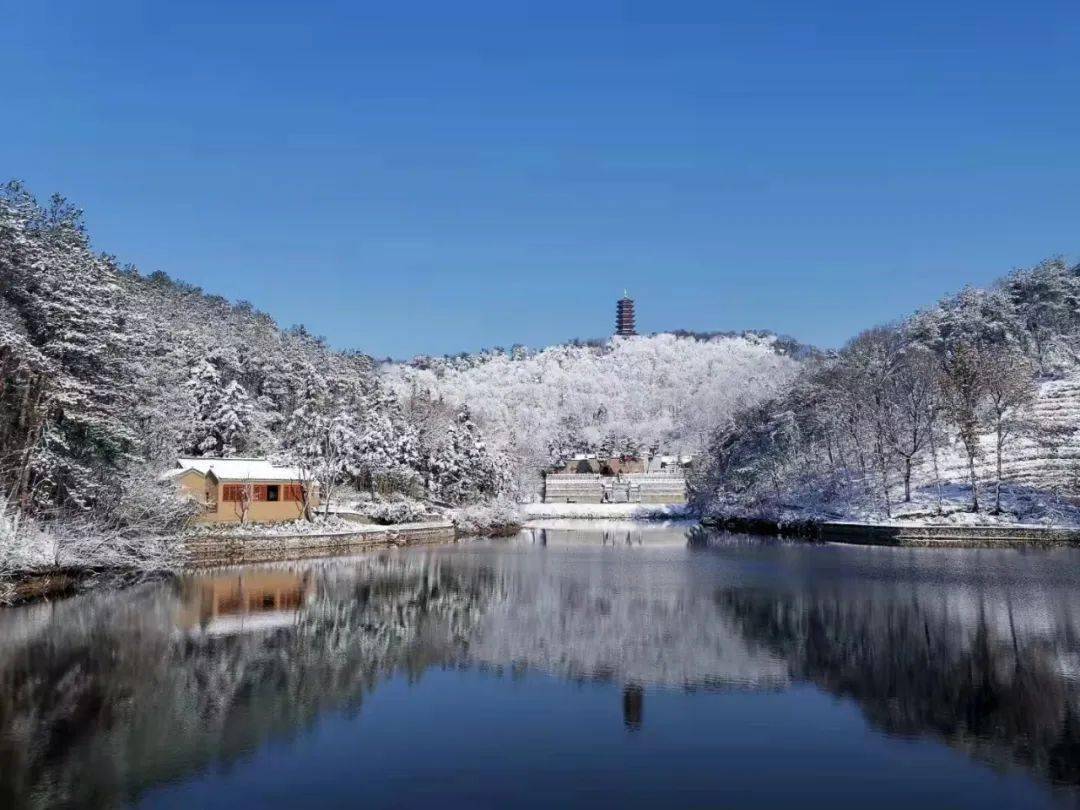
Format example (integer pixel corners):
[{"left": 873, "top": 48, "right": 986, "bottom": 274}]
[{"left": 3, "top": 1, "right": 1079, "bottom": 358}]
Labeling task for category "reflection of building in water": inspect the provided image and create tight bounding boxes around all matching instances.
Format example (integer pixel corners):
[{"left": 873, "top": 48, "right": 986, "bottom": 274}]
[
  {"left": 623, "top": 684, "right": 644, "bottom": 731},
  {"left": 0, "top": 554, "right": 496, "bottom": 809},
  {"left": 177, "top": 570, "right": 314, "bottom": 635},
  {"left": 523, "top": 523, "right": 691, "bottom": 548}
]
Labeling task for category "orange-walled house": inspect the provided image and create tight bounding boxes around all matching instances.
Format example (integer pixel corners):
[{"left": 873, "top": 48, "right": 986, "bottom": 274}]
[{"left": 165, "top": 457, "right": 319, "bottom": 524}]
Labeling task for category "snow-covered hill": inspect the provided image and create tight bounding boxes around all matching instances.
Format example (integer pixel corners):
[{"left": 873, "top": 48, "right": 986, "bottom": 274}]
[
  {"left": 383, "top": 333, "right": 804, "bottom": 491},
  {"left": 0, "top": 182, "right": 507, "bottom": 514},
  {"left": 694, "top": 258, "right": 1080, "bottom": 526},
  {"left": 925, "top": 371, "right": 1080, "bottom": 516}
]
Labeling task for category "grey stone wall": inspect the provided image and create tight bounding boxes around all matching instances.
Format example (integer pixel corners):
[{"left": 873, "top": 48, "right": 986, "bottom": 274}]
[
  {"left": 185, "top": 522, "right": 456, "bottom": 567},
  {"left": 543, "top": 473, "right": 686, "bottom": 504}
]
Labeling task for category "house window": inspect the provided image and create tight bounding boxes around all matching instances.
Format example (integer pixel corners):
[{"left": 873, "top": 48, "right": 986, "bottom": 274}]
[
  {"left": 222, "top": 484, "right": 245, "bottom": 502},
  {"left": 266, "top": 484, "right": 280, "bottom": 502}
]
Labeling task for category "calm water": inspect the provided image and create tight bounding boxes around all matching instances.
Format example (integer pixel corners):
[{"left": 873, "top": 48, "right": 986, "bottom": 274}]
[{"left": 2, "top": 522, "right": 1080, "bottom": 809}]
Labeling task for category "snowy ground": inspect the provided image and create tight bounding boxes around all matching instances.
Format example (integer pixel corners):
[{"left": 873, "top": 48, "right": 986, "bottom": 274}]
[
  {"left": 183, "top": 514, "right": 371, "bottom": 537},
  {"left": 711, "top": 482, "right": 1080, "bottom": 529},
  {"left": 523, "top": 503, "right": 697, "bottom": 521},
  {"left": 184, "top": 500, "right": 523, "bottom": 537},
  {"left": 864, "top": 483, "right": 1080, "bottom": 527}
]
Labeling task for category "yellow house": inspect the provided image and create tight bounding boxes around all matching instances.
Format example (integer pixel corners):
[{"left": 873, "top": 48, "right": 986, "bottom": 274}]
[{"left": 167, "top": 457, "right": 319, "bottom": 524}]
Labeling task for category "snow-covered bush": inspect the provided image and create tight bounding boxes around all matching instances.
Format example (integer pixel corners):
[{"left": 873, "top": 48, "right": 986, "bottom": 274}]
[
  {"left": 0, "top": 495, "right": 185, "bottom": 597},
  {"left": 0, "top": 499, "right": 55, "bottom": 577},
  {"left": 357, "top": 497, "right": 433, "bottom": 525},
  {"left": 184, "top": 513, "right": 358, "bottom": 536},
  {"left": 449, "top": 500, "right": 523, "bottom": 537},
  {"left": 100, "top": 467, "right": 200, "bottom": 536}
]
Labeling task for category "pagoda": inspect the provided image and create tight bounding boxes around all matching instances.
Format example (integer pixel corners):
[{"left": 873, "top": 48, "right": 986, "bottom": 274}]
[{"left": 615, "top": 292, "right": 637, "bottom": 336}]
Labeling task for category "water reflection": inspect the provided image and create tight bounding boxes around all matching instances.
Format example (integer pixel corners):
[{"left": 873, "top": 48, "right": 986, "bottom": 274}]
[
  {"left": 623, "top": 684, "right": 644, "bottom": 731},
  {"left": 717, "top": 582, "right": 1080, "bottom": 788},
  {"left": 0, "top": 554, "right": 492, "bottom": 809},
  {"left": 523, "top": 520, "right": 693, "bottom": 548},
  {"left": 1, "top": 528, "right": 1079, "bottom": 807},
  {"left": 177, "top": 571, "right": 314, "bottom": 635}
]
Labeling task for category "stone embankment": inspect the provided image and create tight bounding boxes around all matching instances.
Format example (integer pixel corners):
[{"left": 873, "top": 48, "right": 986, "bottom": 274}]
[
  {"left": 819, "top": 521, "right": 1080, "bottom": 547},
  {"left": 184, "top": 521, "right": 456, "bottom": 567},
  {"left": 702, "top": 515, "right": 1080, "bottom": 547}
]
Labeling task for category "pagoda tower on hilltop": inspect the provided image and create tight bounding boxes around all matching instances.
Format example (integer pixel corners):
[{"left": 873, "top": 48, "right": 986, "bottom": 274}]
[{"left": 615, "top": 292, "right": 637, "bottom": 336}]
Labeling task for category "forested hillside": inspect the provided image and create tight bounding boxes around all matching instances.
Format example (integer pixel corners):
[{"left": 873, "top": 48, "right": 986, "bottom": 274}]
[
  {"left": 7, "top": 177, "right": 1075, "bottom": 534},
  {"left": 692, "top": 258, "right": 1080, "bottom": 525},
  {"left": 382, "top": 333, "right": 805, "bottom": 492},
  {"left": 0, "top": 182, "right": 509, "bottom": 522}
]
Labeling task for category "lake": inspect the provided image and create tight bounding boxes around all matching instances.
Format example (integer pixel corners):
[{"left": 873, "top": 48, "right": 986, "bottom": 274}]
[{"left": 2, "top": 522, "right": 1079, "bottom": 808}]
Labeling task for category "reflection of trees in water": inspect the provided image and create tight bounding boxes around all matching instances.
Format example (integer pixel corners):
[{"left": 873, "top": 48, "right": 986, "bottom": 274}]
[
  {"left": 6, "top": 536, "right": 1080, "bottom": 806},
  {"left": 0, "top": 554, "right": 496, "bottom": 809},
  {"left": 457, "top": 546, "right": 789, "bottom": 690},
  {"left": 718, "top": 585, "right": 1080, "bottom": 789}
]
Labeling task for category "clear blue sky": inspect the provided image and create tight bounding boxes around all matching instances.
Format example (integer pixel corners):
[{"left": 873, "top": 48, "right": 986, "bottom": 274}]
[{"left": 4, "top": 1, "right": 1079, "bottom": 358}]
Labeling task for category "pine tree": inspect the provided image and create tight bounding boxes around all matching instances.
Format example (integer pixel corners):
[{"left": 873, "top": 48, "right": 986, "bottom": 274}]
[
  {"left": 0, "top": 183, "right": 138, "bottom": 508},
  {"left": 213, "top": 380, "right": 255, "bottom": 455},
  {"left": 186, "top": 360, "right": 254, "bottom": 456}
]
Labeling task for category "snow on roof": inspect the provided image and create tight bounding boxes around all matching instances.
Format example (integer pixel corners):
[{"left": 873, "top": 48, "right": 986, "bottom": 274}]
[
  {"left": 159, "top": 466, "right": 200, "bottom": 481},
  {"left": 176, "top": 457, "right": 305, "bottom": 482}
]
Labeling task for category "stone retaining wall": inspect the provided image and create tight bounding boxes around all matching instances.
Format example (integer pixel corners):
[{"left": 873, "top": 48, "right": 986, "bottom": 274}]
[
  {"left": 184, "top": 521, "right": 456, "bottom": 567},
  {"left": 821, "top": 521, "right": 1080, "bottom": 547},
  {"left": 701, "top": 516, "right": 1080, "bottom": 547},
  {"left": 543, "top": 473, "right": 687, "bottom": 504}
]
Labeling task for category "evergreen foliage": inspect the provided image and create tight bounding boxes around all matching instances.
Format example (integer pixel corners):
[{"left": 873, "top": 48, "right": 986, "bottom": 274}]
[{"left": 0, "top": 182, "right": 510, "bottom": 515}]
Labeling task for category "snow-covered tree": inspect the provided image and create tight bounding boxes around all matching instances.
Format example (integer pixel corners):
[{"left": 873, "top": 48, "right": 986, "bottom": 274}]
[
  {"left": 424, "top": 407, "right": 511, "bottom": 505},
  {"left": 0, "top": 183, "right": 138, "bottom": 509},
  {"left": 693, "top": 258, "right": 1079, "bottom": 522},
  {"left": 383, "top": 332, "right": 805, "bottom": 493},
  {"left": 185, "top": 360, "right": 256, "bottom": 456},
  {"left": 278, "top": 377, "right": 355, "bottom": 518},
  {"left": 981, "top": 348, "right": 1037, "bottom": 513}
]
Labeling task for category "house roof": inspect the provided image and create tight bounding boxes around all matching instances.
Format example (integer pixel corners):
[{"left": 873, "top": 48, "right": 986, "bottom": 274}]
[
  {"left": 160, "top": 466, "right": 203, "bottom": 481},
  {"left": 176, "top": 457, "right": 306, "bottom": 483}
]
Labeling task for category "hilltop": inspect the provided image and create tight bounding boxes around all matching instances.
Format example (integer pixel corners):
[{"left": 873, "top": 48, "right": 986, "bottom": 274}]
[{"left": 382, "top": 332, "right": 805, "bottom": 492}]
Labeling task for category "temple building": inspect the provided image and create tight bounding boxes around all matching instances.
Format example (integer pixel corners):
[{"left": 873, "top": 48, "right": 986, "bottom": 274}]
[{"left": 542, "top": 452, "right": 690, "bottom": 504}]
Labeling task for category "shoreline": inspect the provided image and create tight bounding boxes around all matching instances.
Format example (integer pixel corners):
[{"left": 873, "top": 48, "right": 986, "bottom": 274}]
[
  {"left": 701, "top": 515, "right": 1080, "bottom": 547},
  {"left": 2, "top": 517, "right": 528, "bottom": 607},
  {"left": 184, "top": 520, "right": 457, "bottom": 567},
  {"left": 522, "top": 503, "right": 696, "bottom": 521},
  {"left": 1, "top": 567, "right": 175, "bottom": 606},
  {"left": 8, "top": 514, "right": 1080, "bottom": 606},
  {"left": 1, "top": 520, "right": 463, "bottom": 607}
]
